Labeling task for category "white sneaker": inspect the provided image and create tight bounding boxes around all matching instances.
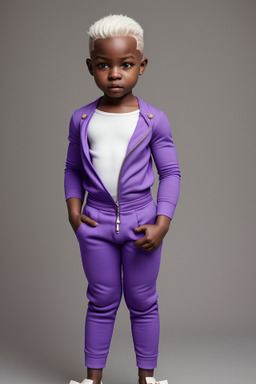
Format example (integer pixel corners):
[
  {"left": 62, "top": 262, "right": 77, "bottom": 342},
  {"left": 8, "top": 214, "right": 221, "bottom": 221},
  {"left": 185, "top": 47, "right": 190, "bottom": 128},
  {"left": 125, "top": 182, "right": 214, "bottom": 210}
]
[
  {"left": 69, "top": 379, "right": 103, "bottom": 384},
  {"left": 144, "top": 377, "right": 168, "bottom": 384}
]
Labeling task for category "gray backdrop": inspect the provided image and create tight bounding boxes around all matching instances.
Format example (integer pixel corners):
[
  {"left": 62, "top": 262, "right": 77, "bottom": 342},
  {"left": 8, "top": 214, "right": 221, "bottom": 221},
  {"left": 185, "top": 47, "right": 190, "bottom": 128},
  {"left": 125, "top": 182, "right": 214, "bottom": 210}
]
[{"left": 1, "top": 1, "right": 256, "bottom": 383}]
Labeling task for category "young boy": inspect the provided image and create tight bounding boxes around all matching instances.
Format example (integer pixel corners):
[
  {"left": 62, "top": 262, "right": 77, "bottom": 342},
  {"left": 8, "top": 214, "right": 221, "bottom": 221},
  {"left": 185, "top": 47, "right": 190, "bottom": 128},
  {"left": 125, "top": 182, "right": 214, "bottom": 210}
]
[{"left": 65, "top": 14, "right": 181, "bottom": 384}]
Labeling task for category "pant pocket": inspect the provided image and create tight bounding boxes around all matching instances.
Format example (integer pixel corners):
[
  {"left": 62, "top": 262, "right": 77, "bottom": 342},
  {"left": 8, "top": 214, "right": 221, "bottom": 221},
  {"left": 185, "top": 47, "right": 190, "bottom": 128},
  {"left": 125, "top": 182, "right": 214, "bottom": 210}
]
[
  {"left": 75, "top": 222, "right": 84, "bottom": 237},
  {"left": 134, "top": 200, "right": 157, "bottom": 227},
  {"left": 83, "top": 204, "right": 100, "bottom": 224},
  {"left": 76, "top": 204, "right": 100, "bottom": 241}
]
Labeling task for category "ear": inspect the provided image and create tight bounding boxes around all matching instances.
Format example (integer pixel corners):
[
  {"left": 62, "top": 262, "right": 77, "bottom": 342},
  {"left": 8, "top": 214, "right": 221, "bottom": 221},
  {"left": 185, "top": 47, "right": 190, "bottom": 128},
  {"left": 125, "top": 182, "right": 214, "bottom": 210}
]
[
  {"left": 86, "top": 58, "right": 94, "bottom": 76},
  {"left": 139, "top": 57, "right": 148, "bottom": 75}
]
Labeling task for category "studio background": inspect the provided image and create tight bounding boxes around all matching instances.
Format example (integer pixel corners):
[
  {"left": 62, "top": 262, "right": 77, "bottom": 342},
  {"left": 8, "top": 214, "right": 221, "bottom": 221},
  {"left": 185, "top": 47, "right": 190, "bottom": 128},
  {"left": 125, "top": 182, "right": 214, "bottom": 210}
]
[{"left": 1, "top": 1, "right": 256, "bottom": 383}]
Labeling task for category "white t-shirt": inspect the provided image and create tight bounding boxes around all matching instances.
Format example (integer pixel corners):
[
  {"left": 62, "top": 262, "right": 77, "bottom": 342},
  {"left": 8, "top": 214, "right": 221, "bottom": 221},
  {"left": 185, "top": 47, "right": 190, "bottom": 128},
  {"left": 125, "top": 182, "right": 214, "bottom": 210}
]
[{"left": 87, "top": 108, "right": 140, "bottom": 201}]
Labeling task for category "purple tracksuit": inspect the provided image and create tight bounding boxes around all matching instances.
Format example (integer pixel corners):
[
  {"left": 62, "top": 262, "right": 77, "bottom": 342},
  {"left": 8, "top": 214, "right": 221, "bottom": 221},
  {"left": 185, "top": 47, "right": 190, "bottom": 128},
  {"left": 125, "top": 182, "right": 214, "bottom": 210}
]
[{"left": 64, "top": 96, "right": 181, "bottom": 369}]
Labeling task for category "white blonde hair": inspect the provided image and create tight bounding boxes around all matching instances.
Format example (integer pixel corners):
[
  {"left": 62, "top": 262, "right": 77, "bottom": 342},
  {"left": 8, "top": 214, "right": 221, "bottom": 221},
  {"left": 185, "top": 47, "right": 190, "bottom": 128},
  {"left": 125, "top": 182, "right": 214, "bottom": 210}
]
[{"left": 88, "top": 14, "right": 144, "bottom": 54}]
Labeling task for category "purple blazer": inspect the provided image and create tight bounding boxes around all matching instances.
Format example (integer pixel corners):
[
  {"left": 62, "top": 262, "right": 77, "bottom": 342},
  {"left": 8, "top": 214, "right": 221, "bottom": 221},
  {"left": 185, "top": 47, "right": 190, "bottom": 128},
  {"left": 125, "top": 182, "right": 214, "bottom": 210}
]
[{"left": 64, "top": 96, "right": 181, "bottom": 220}]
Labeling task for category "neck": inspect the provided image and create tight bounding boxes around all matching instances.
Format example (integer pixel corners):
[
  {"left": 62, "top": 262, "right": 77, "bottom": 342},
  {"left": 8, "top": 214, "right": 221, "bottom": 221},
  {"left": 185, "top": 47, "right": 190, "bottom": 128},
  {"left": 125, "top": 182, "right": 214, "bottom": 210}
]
[{"left": 97, "top": 93, "right": 139, "bottom": 113}]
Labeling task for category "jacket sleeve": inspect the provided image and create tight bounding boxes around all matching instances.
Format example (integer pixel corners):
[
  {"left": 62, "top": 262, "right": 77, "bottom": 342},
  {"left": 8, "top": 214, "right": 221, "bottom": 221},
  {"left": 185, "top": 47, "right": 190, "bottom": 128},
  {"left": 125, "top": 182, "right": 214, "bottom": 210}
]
[
  {"left": 64, "top": 114, "right": 86, "bottom": 202},
  {"left": 150, "top": 110, "right": 181, "bottom": 219}
]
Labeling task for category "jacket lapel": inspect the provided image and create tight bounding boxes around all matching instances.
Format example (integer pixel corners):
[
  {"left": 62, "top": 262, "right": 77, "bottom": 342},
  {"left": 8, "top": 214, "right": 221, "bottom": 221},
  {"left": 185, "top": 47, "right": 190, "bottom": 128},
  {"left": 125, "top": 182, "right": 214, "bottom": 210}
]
[{"left": 79, "top": 96, "right": 152, "bottom": 166}]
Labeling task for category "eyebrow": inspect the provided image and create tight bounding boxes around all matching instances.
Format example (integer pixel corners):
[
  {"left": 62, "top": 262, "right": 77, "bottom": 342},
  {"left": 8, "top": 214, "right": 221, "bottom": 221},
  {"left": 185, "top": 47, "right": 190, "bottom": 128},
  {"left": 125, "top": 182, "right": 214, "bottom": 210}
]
[
  {"left": 94, "top": 55, "right": 136, "bottom": 60},
  {"left": 120, "top": 56, "right": 136, "bottom": 60},
  {"left": 95, "top": 56, "right": 109, "bottom": 60}
]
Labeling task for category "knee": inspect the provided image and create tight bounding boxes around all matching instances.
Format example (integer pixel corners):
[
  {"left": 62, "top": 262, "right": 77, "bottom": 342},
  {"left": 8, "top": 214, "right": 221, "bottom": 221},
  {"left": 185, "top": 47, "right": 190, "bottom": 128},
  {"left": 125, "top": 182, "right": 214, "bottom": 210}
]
[
  {"left": 124, "top": 284, "right": 158, "bottom": 313},
  {"left": 87, "top": 284, "right": 122, "bottom": 313}
]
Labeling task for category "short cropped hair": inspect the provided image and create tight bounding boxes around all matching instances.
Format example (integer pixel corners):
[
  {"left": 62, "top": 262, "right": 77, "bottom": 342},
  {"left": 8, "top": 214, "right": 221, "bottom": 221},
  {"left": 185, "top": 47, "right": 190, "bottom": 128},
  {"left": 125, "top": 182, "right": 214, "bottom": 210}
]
[{"left": 88, "top": 14, "right": 144, "bottom": 55}]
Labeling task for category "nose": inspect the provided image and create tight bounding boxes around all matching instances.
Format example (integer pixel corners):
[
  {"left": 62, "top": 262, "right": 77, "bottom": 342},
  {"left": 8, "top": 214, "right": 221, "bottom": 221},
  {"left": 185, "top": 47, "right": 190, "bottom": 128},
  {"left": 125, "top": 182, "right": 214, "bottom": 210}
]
[{"left": 108, "top": 66, "right": 121, "bottom": 80}]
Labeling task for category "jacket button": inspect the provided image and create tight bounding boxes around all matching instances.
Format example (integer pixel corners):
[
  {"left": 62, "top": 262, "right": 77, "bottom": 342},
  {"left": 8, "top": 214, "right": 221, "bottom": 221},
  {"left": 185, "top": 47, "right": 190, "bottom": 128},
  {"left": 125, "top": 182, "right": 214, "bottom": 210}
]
[
  {"left": 82, "top": 113, "right": 87, "bottom": 119},
  {"left": 148, "top": 113, "right": 153, "bottom": 119}
]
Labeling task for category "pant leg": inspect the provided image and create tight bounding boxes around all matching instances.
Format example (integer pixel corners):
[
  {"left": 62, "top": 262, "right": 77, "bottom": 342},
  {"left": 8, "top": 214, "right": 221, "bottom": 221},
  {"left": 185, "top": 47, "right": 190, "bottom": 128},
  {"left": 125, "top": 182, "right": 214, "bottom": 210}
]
[
  {"left": 76, "top": 204, "right": 122, "bottom": 369},
  {"left": 122, "top": 200, "right": 163, "bottom": 369}
]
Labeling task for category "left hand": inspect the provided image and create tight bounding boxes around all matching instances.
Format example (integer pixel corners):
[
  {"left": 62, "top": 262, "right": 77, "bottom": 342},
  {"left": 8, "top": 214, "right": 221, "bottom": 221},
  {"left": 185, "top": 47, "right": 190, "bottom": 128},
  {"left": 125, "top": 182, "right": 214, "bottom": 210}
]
[{"left": 133, "top": 215, "right": 171, "bottom": 251}]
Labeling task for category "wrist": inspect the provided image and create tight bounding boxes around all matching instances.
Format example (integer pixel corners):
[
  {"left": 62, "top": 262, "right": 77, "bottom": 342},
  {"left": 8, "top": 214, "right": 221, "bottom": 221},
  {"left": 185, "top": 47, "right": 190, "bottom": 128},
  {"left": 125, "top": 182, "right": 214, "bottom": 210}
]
[
  {"left": 156, "top": 215, "right": 171, "bottom": 231},
  {"left": 68, "top": 212, "right": 81, "bottom": 222},
  {"left": 66, "top": 197, "right": 82, "bottom": 222}
]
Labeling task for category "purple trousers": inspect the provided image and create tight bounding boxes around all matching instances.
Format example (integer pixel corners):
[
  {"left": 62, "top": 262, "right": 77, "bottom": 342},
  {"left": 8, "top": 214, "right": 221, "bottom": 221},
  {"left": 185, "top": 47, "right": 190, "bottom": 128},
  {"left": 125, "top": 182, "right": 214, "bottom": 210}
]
[{"left": 75, "top": 194, "right": 163, "bottom": 369}]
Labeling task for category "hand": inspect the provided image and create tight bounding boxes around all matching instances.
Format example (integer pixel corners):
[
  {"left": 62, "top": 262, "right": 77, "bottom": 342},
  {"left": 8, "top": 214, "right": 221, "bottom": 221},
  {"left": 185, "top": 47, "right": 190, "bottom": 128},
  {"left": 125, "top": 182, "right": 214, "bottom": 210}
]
[
  {"left": 133, "top": 215, "right": 171, "bottom": 251},
  {"left": 69, "top": 213, "right": 99, "bottom": 235}
]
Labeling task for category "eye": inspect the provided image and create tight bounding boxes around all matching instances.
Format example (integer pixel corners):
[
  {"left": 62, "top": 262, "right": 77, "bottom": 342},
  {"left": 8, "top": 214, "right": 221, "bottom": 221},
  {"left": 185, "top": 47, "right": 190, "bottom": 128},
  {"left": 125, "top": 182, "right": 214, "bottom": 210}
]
[
  {"left": 97, "top": 63, "right": 108, "bottom": 70},
  {"left": 122, "top": 62, "right": 134, "bottom": 69}
]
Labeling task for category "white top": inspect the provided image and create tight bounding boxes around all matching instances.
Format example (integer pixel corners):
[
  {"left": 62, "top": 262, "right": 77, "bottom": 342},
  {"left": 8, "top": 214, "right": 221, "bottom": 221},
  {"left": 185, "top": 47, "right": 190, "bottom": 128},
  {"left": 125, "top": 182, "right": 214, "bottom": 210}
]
[{"left": 87, "top": 108, "right": 140, "bottom": 201}]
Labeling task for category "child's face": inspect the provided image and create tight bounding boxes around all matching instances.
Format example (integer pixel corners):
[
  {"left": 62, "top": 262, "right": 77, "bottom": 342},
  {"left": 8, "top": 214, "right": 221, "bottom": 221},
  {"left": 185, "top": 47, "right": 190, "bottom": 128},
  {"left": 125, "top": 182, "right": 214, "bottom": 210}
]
[{"left": 86, "top": 36, "right": 148, "bottom": 100}]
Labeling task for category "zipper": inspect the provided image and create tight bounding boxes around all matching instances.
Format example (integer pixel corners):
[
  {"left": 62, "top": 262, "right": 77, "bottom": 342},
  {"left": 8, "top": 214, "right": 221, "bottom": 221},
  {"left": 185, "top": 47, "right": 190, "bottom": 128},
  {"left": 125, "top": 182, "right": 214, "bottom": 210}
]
[
  {"left": 115, "top": 200, "right": 120, "bottom": 233},
  {"left": 115, "top": 125, "right": 152, "bottom": 233}
]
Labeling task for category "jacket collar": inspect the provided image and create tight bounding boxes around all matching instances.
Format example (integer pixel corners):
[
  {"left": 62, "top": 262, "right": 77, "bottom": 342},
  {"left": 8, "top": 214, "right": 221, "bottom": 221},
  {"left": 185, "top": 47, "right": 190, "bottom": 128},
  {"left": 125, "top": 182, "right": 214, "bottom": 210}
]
[
  {"left": 80, "top": 96, "right": 153, "bottom": 165},
  {"left": 83, "top": 95, "right": 152, "bottom": 124}
]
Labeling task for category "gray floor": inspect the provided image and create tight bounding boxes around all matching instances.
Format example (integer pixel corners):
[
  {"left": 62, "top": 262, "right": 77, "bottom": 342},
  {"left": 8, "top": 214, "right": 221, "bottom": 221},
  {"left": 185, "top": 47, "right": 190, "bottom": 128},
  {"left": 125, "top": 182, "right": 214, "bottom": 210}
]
[{"left": 1, "top": 334, "right": 256, "bottom": 384}]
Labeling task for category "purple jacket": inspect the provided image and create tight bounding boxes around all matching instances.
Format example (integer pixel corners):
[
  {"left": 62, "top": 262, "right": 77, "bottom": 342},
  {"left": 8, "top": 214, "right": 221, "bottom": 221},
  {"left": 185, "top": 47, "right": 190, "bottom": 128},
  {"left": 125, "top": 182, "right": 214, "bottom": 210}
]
[{"left": 64, "top": 96, "right": 181, "bottom": 226}]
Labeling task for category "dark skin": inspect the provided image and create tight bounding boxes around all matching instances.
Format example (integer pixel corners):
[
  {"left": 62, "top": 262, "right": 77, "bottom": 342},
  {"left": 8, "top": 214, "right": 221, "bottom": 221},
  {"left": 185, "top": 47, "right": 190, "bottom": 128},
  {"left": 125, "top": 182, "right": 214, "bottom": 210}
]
[{"left": 66, "top": 36, "right": 171, "bottom": 383}]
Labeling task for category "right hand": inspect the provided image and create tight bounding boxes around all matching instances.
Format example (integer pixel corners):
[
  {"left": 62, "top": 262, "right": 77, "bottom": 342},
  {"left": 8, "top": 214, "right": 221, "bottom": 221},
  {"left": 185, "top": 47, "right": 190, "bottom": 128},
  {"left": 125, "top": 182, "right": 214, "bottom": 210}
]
[{"left": 69, "top": 213, "right": 99, "bottom": 235}]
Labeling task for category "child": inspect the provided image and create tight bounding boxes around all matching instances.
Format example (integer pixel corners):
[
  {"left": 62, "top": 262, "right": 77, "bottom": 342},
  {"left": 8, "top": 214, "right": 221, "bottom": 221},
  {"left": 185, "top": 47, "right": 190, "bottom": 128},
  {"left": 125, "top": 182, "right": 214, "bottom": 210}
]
[{"left": 64, "top": 14, "right": 181, "bottom": 384}]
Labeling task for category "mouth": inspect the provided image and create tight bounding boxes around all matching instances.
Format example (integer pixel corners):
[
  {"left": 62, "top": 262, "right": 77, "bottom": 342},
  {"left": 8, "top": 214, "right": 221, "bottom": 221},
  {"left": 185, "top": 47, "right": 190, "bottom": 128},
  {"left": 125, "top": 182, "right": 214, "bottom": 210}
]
[
  {"left": 108, "top": 85, "right": 123, "bottom": 89},
  {"left": 108, "top": 86, "right": 123, "bottom": 93}
]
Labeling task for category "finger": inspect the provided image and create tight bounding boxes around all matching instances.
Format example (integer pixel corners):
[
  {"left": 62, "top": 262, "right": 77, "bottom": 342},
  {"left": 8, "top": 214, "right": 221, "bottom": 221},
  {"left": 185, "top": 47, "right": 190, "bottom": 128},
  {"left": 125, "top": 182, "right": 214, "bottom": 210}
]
[
  {"left": 135, "top": 242, "right": 154, "bottom": 251},
  {"left": 146, "top": 245, "right": 156, "bottom": 252},
  {"left": 146, "top": 243, "right": 161, "bottom": 251},
  {"left": 134, "top": 225, "right": 147, "bottom": 232},
  {"left": 81, "top": 214, "right": 98, "bottom": 227},
  {"left": 140, "top": 243, "right": 157, "bottom": 252},
  {"left": 136, "top": 236, "right": 158, "bottom": 249},
  {"left": 134, "top": 236, "right": 150, "bottom": 247},
  {"left": 141, "top": 242, "right": 154, "bottom": 250}
]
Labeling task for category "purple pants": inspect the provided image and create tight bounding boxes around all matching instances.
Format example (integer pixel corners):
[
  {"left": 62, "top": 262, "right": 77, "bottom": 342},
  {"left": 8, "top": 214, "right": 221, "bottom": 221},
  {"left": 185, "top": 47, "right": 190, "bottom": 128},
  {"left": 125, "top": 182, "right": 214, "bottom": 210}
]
[{"left": 75, "top": 195, "right": 163, "bottom": 369}]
